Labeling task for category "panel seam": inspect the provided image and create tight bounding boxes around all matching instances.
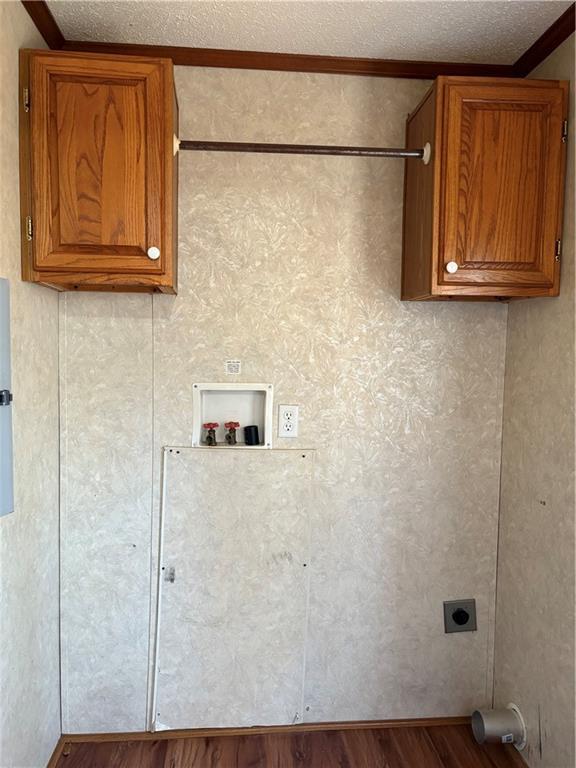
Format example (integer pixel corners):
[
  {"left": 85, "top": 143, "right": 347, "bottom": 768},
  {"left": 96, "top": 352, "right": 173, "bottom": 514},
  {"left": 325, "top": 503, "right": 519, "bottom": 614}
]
[
  {"left": 299, "top": 452, "right": 314, "bottom": 724},
  {"left": 144, "top": 293, "right": 155, "bottom": 729},
  {"left": 491, "top": 304, "right": 510, "bottom": 708},
  {"left": 58, "top": 292, "right": 67, "bottom": 733}
]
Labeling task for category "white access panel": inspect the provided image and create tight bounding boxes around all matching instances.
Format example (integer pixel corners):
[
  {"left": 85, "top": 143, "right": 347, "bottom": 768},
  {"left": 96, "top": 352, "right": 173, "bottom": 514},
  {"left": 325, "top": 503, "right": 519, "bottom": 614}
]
[
  {"left": 152, "top": 448, "right": 314, "bottom": 730},
  {"left": 0, "top": 279, "right": 13, "bottom": 517}
]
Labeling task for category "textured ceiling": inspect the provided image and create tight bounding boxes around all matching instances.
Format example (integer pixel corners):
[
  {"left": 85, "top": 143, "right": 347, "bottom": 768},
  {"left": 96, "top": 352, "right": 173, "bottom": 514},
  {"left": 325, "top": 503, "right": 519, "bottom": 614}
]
[{"left": 48, "top": 1, "right": 572, "bottom": 65}]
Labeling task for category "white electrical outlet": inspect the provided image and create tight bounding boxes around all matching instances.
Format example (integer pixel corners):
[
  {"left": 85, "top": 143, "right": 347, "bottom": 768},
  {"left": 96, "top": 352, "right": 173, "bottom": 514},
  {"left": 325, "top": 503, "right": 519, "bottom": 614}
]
[{"left": 278, "top": 404, "right": 299, "bottom": 438}]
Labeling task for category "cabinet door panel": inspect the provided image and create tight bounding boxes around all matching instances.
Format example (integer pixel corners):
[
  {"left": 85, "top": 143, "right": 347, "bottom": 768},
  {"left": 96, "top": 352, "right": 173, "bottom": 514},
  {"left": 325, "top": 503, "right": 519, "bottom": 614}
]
[
  {"left": 55, "top": 78, "right": 147, "bottom": 249},
  {"left": 31, "top": 54, "right": 166, "bottom": 274},
  {"left": 440, "top": 82, "right": 565, "bottom": 291}
]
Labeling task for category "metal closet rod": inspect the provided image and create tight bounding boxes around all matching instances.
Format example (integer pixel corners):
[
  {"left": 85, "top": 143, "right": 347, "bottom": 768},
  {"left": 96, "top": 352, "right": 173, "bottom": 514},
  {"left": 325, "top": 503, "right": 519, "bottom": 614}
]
[{"left": 179, "top": 140, "right": 425, "bottom": 159}]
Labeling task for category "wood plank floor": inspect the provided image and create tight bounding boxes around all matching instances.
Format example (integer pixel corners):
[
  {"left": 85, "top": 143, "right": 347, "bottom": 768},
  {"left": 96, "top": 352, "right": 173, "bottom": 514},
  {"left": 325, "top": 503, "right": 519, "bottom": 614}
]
[{"left": 55, "top": 725, "right": 526, "bottom": 767}]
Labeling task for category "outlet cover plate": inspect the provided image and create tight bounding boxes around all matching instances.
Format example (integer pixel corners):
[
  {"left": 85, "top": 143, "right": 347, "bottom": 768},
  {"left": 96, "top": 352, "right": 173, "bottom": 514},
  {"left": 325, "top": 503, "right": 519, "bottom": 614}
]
[
  {"left": 278, "top": 404, "right": 299, "bottom": 438},
  {"left": 444, "top": 599, "right": 477, "bottom": 633}
]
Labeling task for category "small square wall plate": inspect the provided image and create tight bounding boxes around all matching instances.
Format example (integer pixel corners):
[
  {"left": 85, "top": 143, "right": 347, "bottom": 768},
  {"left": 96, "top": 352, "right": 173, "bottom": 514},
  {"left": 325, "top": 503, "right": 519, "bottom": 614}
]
[
  {"left": 444, "top": 599, "right": 477, "bottom": 633},
  {"left": 192, "top": 383, "right": 273, "bottom": 448}
]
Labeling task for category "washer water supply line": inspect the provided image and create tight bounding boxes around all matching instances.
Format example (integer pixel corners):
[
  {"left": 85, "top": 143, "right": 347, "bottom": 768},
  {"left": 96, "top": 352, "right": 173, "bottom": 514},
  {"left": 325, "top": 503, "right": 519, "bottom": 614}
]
[{"left": 472, "top": 704, "right": 527, "bottom": 751}]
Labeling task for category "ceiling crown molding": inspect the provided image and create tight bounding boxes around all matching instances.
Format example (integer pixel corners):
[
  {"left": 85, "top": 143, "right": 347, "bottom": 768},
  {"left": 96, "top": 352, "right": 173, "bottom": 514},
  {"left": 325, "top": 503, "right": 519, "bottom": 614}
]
[
  {"left": 21, "top": 0, "right": 64, "bottom": 49},
  {"left": 59, "top": 41, "right": 515, "bottom": 79},
  {"left": 20, "top": 0, "right": 575, "bottom": 78},
  {"left": 512, "top": 2, "right": 575, "bottom": 75}
]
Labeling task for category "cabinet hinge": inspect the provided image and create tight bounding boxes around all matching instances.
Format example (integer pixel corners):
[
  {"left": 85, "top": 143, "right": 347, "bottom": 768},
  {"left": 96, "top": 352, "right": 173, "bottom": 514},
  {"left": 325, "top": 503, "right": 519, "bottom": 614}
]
[
  {"left": 0, "top": 390, "right": 13, "bottom": 407},
  {"left": 555, "top": 239, "right": 562, "bottom": 261},
  {"left": 23, "top": 87, "right": 30, "bottom": 113},
  {"left": 25, "top": 216, "right": 33, "bottom": 241},
  {"left": 562, "top": 120, "right": 568, "bottom": 143}
]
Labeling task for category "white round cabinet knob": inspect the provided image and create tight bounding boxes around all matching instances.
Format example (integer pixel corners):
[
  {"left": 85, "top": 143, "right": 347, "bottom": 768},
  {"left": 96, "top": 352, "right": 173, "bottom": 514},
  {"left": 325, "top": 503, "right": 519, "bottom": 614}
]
[
  {"left": 445, "top": 261, "right": 459, "bottom": 274},
  {"left": 147, "top": 246, "right": 161, "bottom": 260}
]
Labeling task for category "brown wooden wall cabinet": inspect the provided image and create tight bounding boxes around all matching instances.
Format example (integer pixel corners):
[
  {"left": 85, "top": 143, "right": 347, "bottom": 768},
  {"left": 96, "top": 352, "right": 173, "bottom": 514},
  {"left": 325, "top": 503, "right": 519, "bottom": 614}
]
[
  {"left": 402, "top": 76, "right": 569, "bottom": 300},
  {"left": 19, "top": 50, "right": 178, "bottom": 292}
]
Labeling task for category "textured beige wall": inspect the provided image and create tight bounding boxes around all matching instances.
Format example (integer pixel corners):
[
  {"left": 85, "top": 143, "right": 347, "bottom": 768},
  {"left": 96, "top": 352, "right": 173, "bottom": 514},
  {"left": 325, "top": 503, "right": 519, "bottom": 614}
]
[
  {"left": 494, "top": 34, "right": 575, "bottom": 768},
  {"left": 0, "top": 3, "right": 61, "bottom": 767},
  {"left": 60, "top": 67, "right": 508, "bottom": 731},
  {"left": 60, "top": 293, "right": 153, "bottom": 732}
]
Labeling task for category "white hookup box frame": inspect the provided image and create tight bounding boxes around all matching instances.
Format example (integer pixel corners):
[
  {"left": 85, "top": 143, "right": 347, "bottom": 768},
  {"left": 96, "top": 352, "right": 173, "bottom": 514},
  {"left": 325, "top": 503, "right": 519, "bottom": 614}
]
[{"left": 192, "top": 383, "right": 273, "bottom": 448}]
